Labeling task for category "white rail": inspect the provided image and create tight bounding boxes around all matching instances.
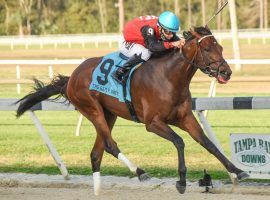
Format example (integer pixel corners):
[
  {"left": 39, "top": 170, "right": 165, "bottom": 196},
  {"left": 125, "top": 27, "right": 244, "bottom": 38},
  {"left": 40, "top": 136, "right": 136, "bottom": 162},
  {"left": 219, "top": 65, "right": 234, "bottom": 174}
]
[
  {"left": 0, "top": 30, "right": 269, "bottom": 49},
  {"left": 0, "top": 34, "right": 123, "bottom": 50},
  {"left": 0, "top": 59, "right": 84, "bottom": 65},
  {"left": 227, "top": 59, "right": 270, "bottom": 65}
]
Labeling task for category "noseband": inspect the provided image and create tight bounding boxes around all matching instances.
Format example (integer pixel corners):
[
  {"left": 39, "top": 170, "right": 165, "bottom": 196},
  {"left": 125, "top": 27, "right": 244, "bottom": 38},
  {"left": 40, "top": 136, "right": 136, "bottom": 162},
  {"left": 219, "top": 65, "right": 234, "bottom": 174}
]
[{"left": 182, "top": 35, "right": 226, "bottom": 77}]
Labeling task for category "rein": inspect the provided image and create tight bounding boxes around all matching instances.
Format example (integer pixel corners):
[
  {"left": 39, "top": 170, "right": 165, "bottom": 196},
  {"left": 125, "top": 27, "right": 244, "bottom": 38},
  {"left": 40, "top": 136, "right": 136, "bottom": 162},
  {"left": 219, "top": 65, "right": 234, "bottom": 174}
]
[{"left": 182, "top": 35, "right": 226, "bottom": 77}]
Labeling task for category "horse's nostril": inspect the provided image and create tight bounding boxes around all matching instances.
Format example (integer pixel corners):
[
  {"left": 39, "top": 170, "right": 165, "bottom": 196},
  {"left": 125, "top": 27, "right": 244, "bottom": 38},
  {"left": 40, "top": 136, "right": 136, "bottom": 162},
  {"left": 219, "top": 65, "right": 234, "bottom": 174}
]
[
  {"left": 221, "top": 70, "right": 231, "bottom": 75},
  {"left": 220, "top": 71, "right": 227, "bottom": 76}
]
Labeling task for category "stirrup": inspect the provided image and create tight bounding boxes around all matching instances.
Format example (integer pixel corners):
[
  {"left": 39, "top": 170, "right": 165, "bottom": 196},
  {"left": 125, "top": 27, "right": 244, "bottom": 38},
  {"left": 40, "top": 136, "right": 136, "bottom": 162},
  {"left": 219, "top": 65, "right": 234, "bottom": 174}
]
[{"left": 112, "top": 71, "right": 123, "bottom": 84}]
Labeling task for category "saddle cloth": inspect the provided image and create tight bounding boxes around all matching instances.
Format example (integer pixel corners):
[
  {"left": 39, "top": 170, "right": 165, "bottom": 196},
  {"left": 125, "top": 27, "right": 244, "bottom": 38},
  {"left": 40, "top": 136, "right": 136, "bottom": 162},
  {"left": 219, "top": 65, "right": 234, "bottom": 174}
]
[{"left": 89, "top": 52, "right": 139, "bottom": 102}]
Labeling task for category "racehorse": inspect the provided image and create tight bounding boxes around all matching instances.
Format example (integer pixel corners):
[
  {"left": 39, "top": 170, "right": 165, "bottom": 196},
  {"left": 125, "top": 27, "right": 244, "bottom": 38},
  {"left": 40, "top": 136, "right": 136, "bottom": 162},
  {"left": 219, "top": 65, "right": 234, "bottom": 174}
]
[{"left": 16, "top": 26, "right": 249, "bottom": 195}]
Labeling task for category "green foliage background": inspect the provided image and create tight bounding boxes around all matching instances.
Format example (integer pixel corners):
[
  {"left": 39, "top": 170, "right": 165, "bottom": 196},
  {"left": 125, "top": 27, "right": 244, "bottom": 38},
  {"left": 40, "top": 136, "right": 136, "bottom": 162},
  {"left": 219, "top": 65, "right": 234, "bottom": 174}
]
[{"left": 0, "top": 0, "right": 269, "bottom": 35}]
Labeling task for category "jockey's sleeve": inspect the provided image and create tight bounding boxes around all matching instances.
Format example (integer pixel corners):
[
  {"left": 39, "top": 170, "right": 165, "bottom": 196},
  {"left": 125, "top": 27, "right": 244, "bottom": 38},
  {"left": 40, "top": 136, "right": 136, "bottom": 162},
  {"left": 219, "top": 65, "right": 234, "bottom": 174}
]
[{"left": 141, "top": 26, "right": 173, "bottom": 52}]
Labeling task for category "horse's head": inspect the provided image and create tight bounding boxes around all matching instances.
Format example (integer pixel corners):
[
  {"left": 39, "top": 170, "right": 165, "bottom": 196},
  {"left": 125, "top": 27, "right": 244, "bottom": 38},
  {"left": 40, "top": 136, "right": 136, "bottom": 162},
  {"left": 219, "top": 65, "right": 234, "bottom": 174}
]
[{"left": 183, "top": 26, "right": 232, "bottom": 84}]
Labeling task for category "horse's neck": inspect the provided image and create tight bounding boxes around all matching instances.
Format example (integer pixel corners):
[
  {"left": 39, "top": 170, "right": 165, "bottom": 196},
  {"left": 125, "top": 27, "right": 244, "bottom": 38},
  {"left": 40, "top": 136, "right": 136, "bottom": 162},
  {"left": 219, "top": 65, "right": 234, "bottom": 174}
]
[{"left": 166, "top": 42, "right": 198, "bottom": 87}]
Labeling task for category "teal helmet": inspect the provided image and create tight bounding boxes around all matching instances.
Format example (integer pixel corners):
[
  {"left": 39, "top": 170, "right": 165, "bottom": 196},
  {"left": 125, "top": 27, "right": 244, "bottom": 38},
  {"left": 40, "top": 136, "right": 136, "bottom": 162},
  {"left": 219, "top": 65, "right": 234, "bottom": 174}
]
[{"left": 158, "top": 11, "right": 180, "bottom": 33}]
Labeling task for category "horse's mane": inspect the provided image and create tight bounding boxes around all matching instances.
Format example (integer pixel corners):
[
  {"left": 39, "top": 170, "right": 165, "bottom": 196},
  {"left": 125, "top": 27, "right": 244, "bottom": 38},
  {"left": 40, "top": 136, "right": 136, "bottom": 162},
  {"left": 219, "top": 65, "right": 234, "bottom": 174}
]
[{"left": 183, "top": 26, "right": 212, "bottom": 41}]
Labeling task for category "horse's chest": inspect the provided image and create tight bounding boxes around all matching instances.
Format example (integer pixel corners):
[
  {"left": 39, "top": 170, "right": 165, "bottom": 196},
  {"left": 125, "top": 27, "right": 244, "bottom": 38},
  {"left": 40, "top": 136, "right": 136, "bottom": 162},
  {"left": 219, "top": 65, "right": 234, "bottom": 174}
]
[{"left": 153, "top": 100, "right": 179, "bottom": 120}]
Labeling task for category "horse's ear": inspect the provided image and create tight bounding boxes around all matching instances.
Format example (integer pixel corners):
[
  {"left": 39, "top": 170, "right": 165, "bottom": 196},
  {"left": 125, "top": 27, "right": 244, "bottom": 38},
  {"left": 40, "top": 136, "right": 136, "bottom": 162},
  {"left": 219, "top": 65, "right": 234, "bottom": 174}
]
[
  {"left": 190, "top": 26, "right": 196, "bottom": 31},
  {"left": 183, "top": 31, "right": 193, "bottom": 40},
  {"left": 189, "top": 27, "right": 195, "bottom": 34},
  {"left": 205, "top": 25, "right": 210, "bottom": 31}
]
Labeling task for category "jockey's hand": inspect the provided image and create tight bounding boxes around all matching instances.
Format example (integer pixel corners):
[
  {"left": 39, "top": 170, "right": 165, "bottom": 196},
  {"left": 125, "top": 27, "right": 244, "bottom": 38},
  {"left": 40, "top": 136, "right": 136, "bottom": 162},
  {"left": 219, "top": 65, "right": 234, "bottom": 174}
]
[{"left": 172, "top": 38, "right": 186, "bottom": 49}]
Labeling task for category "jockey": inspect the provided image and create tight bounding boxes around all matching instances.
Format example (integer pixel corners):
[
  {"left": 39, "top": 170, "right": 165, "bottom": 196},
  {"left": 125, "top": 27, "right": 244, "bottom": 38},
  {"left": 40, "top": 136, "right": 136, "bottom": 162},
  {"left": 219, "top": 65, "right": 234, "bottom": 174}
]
[{"left": 112, "top": 11, "right": 186, "bottom": 83}]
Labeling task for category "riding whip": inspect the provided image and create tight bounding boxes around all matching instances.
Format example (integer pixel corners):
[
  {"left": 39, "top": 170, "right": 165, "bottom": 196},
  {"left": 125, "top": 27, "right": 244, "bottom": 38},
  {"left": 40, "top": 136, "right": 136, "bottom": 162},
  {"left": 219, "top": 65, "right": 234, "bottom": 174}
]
[{"left": 205, "top": 0, "right": 228, "bottom": 25}]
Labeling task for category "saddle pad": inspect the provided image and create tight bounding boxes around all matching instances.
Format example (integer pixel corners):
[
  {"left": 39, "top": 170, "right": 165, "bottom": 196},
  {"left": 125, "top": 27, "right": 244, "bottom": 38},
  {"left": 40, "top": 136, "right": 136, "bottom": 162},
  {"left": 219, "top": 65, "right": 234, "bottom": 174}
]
[{"left": 89, "top": 51, "right": 138, "bottom": 102}]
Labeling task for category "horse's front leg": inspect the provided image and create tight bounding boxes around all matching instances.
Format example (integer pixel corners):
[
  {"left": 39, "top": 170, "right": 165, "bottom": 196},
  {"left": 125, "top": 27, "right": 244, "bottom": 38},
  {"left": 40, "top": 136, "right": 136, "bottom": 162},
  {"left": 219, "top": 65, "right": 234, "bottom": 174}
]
[
  {"left": 178, "top": 112, "right": 249, "bottom": 181},
  {"left": 146, "top": 116, "right": 187, "bottom": 194}
]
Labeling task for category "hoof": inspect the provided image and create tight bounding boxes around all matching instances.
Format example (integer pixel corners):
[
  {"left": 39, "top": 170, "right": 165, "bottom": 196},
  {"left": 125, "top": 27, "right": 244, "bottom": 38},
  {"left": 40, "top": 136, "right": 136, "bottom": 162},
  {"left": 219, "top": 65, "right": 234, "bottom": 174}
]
[
  {"left": 138, "top": 173, "right": 151, "bottom": 182},
  {"left": 136, "top": 168, "right": 151, "bottom": 182},
  {"left": 176, "top": 180, "right": 186, "bottom": 194},
  {"left": 237, "top": 172, "right": 249, "bottom": 181}
]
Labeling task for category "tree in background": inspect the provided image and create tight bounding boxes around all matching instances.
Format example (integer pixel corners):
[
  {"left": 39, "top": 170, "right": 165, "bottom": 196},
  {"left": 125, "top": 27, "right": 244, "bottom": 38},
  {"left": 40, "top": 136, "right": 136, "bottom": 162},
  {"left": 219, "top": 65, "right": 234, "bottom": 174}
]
[
  {"left": 264, "top": 0, "right": 268, "bottom": 30},
  {"left": 0, "top": 0, "right": 268, "bottom": 35},
  {"left": 96, "top": 0, "right": 107, "bottom": 33},
  {"left": 31, "top": 0, "right": 67, "bottom": 34},
  {"left": 19, "top": 0, "right": 33, "bottom": 35},
  {"left": 0, "top": 0, "right": 20, "bottom": 35},
  {"left": 118, "top": 0, "right": 124, "bottom": 32},
  {"left": 2, "top": 0, "right": 9, "bottom": 35}
]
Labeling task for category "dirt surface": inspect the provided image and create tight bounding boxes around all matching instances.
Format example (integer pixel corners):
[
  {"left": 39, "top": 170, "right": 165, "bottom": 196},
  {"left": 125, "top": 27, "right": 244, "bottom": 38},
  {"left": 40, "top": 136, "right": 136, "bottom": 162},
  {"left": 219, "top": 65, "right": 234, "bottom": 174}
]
[
  {"left": 0, "top": 186, "right": 269, "bottom": 200},
  {"left": 0, "top": 173, "right": 269, "bottom": 200}
]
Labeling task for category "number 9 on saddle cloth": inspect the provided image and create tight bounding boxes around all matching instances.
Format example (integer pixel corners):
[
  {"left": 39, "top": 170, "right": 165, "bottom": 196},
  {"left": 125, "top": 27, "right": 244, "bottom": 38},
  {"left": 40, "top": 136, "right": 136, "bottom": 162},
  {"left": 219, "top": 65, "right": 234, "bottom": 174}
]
[{"left": 89, "top": 51, "right": 143, "bottom": 122}]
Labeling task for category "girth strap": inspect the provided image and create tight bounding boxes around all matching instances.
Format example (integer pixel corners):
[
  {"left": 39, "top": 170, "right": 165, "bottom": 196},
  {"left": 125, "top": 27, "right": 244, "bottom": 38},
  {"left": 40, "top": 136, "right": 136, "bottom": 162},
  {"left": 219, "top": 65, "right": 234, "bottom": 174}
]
[{"left": 122, "top": 71, "right": 140, "bottom": 123}]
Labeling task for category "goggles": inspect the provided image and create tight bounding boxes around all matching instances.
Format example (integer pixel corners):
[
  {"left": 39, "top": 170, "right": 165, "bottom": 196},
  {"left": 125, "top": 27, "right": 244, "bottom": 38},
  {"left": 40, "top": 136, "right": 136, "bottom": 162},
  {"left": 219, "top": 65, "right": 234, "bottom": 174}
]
[{"left": 162, "top": 28, "right": 173, "bottom": 35}]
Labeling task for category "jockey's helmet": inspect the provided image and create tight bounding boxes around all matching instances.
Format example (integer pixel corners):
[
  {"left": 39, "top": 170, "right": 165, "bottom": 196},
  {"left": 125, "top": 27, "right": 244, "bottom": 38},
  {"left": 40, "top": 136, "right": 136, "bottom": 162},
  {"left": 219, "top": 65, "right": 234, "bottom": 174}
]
[{"left": 158, "top": 11, "right": 180, "bottom": 33}]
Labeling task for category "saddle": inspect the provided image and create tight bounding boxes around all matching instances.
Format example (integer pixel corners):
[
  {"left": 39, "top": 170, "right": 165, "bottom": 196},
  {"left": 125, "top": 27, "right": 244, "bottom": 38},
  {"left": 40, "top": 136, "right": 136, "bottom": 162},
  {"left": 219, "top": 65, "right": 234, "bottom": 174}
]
[{"left": 89, "top": 52, "right": 141, "bottom": 122}]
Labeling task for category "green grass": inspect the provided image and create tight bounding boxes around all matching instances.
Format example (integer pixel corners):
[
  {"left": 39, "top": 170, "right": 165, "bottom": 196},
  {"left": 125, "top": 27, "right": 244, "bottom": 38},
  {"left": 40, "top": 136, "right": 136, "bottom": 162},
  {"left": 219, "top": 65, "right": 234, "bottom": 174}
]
[{"left": 0, "top": 109, "right": 269, "bottom": 181}]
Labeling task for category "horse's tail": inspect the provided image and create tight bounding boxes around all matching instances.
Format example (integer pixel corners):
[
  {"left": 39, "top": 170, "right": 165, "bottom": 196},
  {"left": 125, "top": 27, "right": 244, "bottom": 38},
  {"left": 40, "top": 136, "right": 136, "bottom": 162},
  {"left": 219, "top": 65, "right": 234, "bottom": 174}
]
[{"left": 16, "top": 74, "right": 70, "bottom": 117}]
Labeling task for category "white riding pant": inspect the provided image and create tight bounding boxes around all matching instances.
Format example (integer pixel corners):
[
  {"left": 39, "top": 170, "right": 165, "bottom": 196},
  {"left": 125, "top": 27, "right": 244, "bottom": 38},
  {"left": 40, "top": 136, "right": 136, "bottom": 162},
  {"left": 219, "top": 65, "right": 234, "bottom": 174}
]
[{"left": 120, "top": 41, "right": 152, "bottom": 61}]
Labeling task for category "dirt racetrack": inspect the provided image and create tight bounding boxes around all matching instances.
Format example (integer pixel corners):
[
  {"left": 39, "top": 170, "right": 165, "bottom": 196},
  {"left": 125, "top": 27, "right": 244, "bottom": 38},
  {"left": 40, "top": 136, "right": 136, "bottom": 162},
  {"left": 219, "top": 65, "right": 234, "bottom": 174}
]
[
  {"left": 0, "top": 173, "right": 269, "bottom": 200},
  {"left": 0, "top": 186, "right": 269, "bottom": 200}
]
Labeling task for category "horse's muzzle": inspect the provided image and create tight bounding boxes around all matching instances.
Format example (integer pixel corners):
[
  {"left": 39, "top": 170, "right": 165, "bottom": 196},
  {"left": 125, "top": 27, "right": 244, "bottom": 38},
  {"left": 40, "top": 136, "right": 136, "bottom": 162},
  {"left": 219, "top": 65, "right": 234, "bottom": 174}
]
[{"left": 217, "top": 70, "right": 231, "bottom": 84}]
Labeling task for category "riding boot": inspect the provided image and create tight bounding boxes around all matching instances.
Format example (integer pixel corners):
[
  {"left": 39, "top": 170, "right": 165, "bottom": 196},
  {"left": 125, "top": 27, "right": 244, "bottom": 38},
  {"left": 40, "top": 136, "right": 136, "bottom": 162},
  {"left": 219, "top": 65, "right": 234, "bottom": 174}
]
[
  {"left": 111, "top": 67, "right": 127, "bottom": 84},
  {"left": 112, "top": 55, "right": 144, "bottom": 84}
]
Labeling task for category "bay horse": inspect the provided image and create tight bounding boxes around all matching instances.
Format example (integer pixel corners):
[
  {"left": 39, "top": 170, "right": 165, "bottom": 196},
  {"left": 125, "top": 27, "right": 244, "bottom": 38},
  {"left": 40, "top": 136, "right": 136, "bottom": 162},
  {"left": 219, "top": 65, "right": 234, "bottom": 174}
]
[{"left": 16, "top": 26, "right": 249, "bottom": 195}]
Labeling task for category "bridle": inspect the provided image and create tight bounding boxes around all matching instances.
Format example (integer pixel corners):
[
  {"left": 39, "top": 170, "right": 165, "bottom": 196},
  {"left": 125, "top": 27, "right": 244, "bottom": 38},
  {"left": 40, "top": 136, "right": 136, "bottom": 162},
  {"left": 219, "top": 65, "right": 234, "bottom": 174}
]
[{"left": 182, "top": 34, "right": 226, "bottom": 77}]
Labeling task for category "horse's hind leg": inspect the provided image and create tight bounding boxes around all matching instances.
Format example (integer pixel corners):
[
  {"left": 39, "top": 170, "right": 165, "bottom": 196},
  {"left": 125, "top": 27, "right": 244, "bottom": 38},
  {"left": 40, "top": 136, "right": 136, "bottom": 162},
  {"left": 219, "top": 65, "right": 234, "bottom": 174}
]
[
  {"left": 77, "top": 106, "right": 121, "bottom": 195},
  {"left": 93, "top": 109, "right": 149, "bottom": 179},
  {"left": 118, "top": 154, "right": 150, "bottom": 182},
  {"left": 102, "top": 110, "right": 150, "bottom": 181},
  {"left": 91, "top": 134, "right": 104, "bottom": 195},
  {"left": 90, "top": 110, "right": 116, "bottom": 195},
  {"left": 77, "top": 104, "right": 149, "bottom": 195}
]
